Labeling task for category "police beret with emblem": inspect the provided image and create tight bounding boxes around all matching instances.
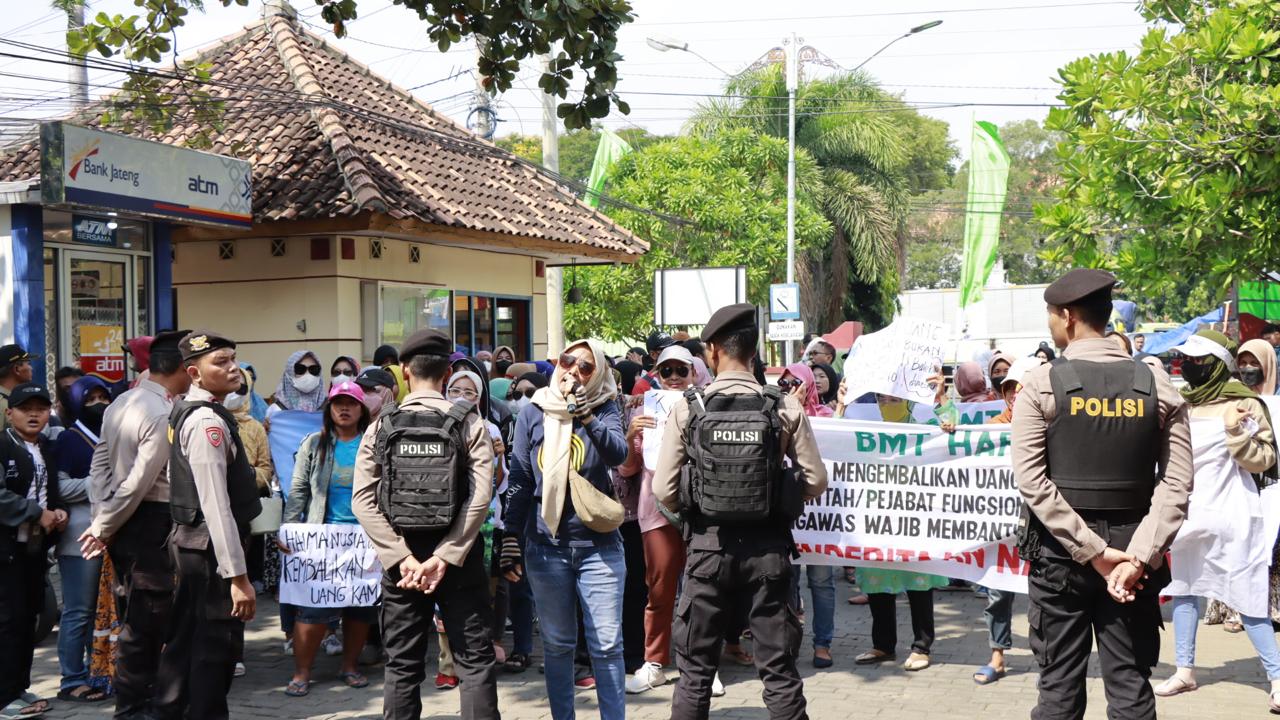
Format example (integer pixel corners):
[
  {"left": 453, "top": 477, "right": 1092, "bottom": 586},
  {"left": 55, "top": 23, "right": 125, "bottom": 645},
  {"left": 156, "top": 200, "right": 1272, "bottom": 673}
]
[
  {"left": 700, "top": 303, "right": 758, "bottom": 343},
  {"left": 179, "top": 330, "right": 235, "bottom": 362},
  {"left": 0, "top": 344, "right": 30, "bottom": 369},
  {"left": 1044, "top": 268, "right": 1117, "bottom": 306},
  {"left": 399, "top": 329, "right": 451, "bottom": 362},
  {"left": 8, "top": 382, "right": 51, "bottom": 408}
]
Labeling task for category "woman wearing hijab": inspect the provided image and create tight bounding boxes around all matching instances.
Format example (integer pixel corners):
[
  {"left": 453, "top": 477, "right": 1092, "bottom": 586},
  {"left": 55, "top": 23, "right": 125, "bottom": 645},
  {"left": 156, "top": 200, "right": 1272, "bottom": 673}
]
[
  {"left": 780, "top": 363, "right": 834, "bottom": 418},
  {"left": 1239, "top": 339, "right": 1278, "bottom": 396},
  {"left": 1033, "top": 344, "right": 1057, "bottom": 362},
  {"left": 986, "top": 352, "right": 1012, "bottom": 388},
  {"left": 493, "top": 346, "right": 517, "bottom": 365},
  {"left": 809, "top": 363, "right": 840, "bottom": 410},
  {"left": 269, "top": 350, "right": 326, "bottom": 417},
  {"left": 614, "top": 361, "right": 646, "bottom": 396},
  {"left": 54, "top": 376, "right": 113, "bottom": 703},
  {"left": 1155, "top": 330, "right": 1280, "bottom": 711},
  {"left": 329, "top": 356, "right": 360, "bottom": 388},
  {"left": 501, "top": 339, "right": 628, "bottom": 720},
  {"left": 691, "top": 357, "right": 714, "bottom": 390},
  {"left": 954, "top": 362, "right": 996, "bottom": 403}
]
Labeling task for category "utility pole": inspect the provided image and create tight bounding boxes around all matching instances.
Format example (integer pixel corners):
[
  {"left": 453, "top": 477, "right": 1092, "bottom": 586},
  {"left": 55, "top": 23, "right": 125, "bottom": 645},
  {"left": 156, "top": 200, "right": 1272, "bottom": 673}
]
[
  {"left": 784, "top": 33, "right": 798, "bottom": 365},
  {"left": 67, "top": 1, "right": 89, "bottom": 109},
  {"left": 468, "top": 40, "right": 496, "bottom": 139},
  {"left": 541, "top": 55, "right": 565, "bottom": 355}
]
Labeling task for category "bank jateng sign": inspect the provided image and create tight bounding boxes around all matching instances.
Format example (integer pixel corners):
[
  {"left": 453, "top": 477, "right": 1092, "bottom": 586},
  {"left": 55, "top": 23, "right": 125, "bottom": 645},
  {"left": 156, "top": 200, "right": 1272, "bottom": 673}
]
[
  {"left": 797, "top": 417, "right": 1029, "bottom": 593},
  {"left": 40, "top": 122, "right": 252, "bottom": 228}
]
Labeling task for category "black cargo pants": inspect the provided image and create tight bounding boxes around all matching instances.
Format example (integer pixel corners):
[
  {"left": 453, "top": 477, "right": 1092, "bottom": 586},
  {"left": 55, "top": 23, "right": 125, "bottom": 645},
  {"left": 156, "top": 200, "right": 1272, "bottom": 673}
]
[
  {"left": 671, "top": 543, "right": 806, "bottom": 720},
  {"left": 1028, "top": 519, "right": 1164, "bottom": 720},
  {"left": 108, "top": 502, "right": 175, "bottom": 720}
]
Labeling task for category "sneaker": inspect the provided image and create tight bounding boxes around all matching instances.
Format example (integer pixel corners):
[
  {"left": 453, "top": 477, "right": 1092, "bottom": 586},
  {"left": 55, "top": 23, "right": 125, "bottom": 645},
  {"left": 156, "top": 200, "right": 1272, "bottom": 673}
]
[
  {"left": 574, "top": 676, "right": 596, "bottom": 690},
  {"left": 711, "top": 672, "right": 725, "bottom": 697},
  {"left": 435, "top": 673, "right": 459, "bottom": 690},
  {"left": 233, "top": 662, "right": 246, "bottom": 678},
  {"left": 322, "top": 633, "right": 344, "bottom": 657},
  {"left": 625, "top": 662, "right": 668, "bottom": 694},
  {"left": 283, "top": 638, "right": 294, "bottom": 656}
]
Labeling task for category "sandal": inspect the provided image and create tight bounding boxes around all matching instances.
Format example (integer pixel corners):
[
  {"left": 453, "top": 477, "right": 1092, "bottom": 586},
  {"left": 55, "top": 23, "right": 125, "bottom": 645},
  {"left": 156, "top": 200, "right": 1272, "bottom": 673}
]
[
  {"left": 848, "top": 593, "right": 869, "bottom": 605},
  {"left": 339, "top": 671, "right": 369, "bottom": 688},
  {"left": 1224, "top": 621, "right": 1245, "bottom": 633},
  {"left": 284, "top": 679, "right": 311, "bottom": 697},
  {"left": 1270, "top": 689, "right": 1280, "bottom": 713},
  {"left": 723, "top": 646, "right": 754, "bottom": 666},
  {"left": 0, "top": 700, "right": 46, "bottom": 718},
  {"left": 973, "top": 665, "right": 1006, "bottom": 685},
  {"left": 903, "top": 652, "right": 931, "bottom": 671},
  {"left": 855, "top": 650, "right": 896, "bottom": 665},
  {"left": 1153, "top": 676, "right": 1197, "bottom": 697},
  {"left": 504, "top": 653, "right": 530, "bottom": 673},
  {"left": 57, "top": 686, "right": 108, "bottom": 703}
]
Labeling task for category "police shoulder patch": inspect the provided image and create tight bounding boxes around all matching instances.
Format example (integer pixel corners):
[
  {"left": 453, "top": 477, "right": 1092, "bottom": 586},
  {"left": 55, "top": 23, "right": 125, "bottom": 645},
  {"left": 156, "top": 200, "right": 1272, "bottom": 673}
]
[{"left": 206, "top": 427, "right": 223, "bottom": 447}]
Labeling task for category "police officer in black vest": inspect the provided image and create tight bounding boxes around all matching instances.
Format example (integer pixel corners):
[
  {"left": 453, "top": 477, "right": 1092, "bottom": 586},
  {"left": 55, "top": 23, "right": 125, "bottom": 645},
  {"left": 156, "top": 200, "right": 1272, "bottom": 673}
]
[
  {"left": 652, "top": 304, "right": 828, "bottom": 720},
  {"left": 352, "top": 329, "right": 499, "bottom": 720},
  {"left": 1012, "top": 269, "right": 1193, "bottom": 720},
  {"left": 153, "top": 331, "right": 261, "bottom": 720}
]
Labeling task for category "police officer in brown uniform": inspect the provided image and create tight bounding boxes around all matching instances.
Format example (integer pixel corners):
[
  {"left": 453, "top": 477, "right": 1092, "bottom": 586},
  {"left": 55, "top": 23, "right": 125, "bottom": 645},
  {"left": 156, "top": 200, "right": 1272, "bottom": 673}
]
[
  {"left": 1012, "top": 269, "right": 1193, "bottom": 720},
  {"left": 153, "top": 331, "right": 261, "bottom": 720},
  {"left": 351, "top": 329, "right": 499, "bottom": 720},
  {"left": 652, "top": 303, "right": 828, "bottom": 720}
]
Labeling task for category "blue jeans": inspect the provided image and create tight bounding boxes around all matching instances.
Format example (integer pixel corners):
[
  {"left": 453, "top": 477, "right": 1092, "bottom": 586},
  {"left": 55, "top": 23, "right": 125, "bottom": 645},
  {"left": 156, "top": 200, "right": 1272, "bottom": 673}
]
[
  {"left": 985, "top": 589, "right": 1014, "bottom": 650},
  {"left": 1172, "top": 596, "right": 1280, "bottom": 679},
  {"left": 507, "top": 574, "right": 535, "bottom": 656},
  {"left": 57, "top": 554, "right": 101, "bottom": 690},
  {"left": 524, "top": 541, "right": 626, "bottom": 720},
  {"left": 790, "top": 565, "right": 835, "bottom": 650}
]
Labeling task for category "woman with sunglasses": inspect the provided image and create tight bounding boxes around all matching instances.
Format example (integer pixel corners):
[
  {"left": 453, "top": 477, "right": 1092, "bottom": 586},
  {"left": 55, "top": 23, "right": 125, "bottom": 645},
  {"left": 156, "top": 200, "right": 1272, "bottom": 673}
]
[
  {"left": 502, "top": 340, "right": 628, "bottom": 720},
  {"left": 329, "top": 356, "right": 360, "bottom": 388},
  {"left": 268, "top": 351, "right": 326, "bottom": 419}
]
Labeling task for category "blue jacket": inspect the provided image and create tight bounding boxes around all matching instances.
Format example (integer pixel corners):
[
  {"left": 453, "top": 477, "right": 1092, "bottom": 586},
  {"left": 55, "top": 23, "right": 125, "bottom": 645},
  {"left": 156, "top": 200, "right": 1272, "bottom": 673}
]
[{"left": 505, "top": 398, "right": 627, "bottom": 547}]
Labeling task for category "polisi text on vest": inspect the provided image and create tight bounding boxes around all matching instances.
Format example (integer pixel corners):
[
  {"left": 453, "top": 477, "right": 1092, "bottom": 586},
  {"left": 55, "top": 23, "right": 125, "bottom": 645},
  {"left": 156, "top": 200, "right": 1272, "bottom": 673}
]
[
  {"left": 712, "top": 429, "right": 762, "bottom": 444},
  {"left": 397, "top": 441, "right": 445, "bottom": 457},
  {"left": 1068, "top": 397, "right": 1145, "bottom": 418}
]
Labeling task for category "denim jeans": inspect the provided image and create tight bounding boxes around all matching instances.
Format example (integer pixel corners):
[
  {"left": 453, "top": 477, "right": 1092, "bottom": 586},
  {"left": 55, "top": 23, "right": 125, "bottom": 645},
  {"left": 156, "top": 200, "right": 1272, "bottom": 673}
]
[
  {"left": 985, "top": 588, "right": 1014, "bottom": 650},
  {"left": 57, "top": 554, "right": 101, "bottom": 690},
  {"left": 1172, "top": 595, "right": 1280, "bottom": 679},
  {"left": 791, "top": 564, "right": 835, "bottom": 649},
  {"left": 507, "top": 574, "right": 535, "bottom": 656},
  {"left": 525, "top": 541, "right": 626, "bottom": 720}
]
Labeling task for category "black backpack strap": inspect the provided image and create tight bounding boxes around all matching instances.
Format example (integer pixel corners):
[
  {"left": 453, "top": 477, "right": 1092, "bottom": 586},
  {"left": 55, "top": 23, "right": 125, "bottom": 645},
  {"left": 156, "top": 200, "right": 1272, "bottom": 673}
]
[
  {"left": 683, "top": 388, "right": 706, "bottom": 422},
  {"left": 443, "top": 400, "right": 474, "bottom": 435},
  {"left": 1132, "top": 360, "right": 1155, "bottom": 396},
  {"left": 760, "top": 385, "right": 782, "bottom": 415},
  {"left": 1049, "top": 357, "right": 1083, "bottom": 394}
]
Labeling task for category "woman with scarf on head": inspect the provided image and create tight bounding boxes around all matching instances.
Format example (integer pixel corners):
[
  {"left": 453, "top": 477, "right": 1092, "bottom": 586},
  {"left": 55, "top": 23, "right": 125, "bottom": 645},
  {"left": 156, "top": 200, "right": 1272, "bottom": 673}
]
[
  {"left": 329, "top": 356, "right": 360, "bottom": 390},
  {"left": 954, "top": 361, "right": 996, "bottom": 403},
  {"left": 1155, "top": 330, "right": 1280, "bottom": 712},
  {"left": 500, "top": 339, "right": 628, "bottom": 720},
  {"left": 53, "top": 376, "right": 113, "bottom": 703},
  {"left": 268, "top": 351, "right": 326, "bottom": 419},
  {"left": 808, "top": 362, "right": 840, "bottom": 411}
]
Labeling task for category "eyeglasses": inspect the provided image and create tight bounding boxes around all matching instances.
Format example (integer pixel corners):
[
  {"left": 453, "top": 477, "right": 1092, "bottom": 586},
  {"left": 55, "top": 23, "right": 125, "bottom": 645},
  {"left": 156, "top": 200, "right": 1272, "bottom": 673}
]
[
  {"left": 558, "top": 352, "right": 596, "bottom": 378},
  {"left": 331, "top": 367, "right": 354, "bottom": 377},
  {"left": 509, "top": 386, "right": 537, "bottom": 400},
  {"left": 447, "top": 388, "right": 479, "bottom": 401},
  {"left": 777, "top": 378, "right": 803, "bottom": 391},
  {"left": 659, "top": 365, "right": 691, "bottom": 379},
  {"left": 293, "top": 363, "right": 321, "bottom": 376}
]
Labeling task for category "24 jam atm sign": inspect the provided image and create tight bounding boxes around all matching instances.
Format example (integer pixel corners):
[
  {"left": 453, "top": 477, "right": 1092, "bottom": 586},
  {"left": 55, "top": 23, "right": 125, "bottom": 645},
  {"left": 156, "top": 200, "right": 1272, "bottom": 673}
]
[{"left": 39, "top": 122, "right": 252, "bottom": 228}]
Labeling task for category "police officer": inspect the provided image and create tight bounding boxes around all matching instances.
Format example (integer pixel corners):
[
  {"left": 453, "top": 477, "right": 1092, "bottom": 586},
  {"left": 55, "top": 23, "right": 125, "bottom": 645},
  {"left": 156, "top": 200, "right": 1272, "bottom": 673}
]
[
  {"left": 152, "top": 331, "right": 261, "bottom": 720},
  {"left": 79, "top": 330, "right": 190, "bottom": 720},
  {"left": 652, "top": 303, "right": 828, "bottom": 720},
  {"left": 351, "top": 328, "right": 499, "bottom": 720},
  {"left": 1012, "top": 269, "right": 1193, "bottom": 720}
]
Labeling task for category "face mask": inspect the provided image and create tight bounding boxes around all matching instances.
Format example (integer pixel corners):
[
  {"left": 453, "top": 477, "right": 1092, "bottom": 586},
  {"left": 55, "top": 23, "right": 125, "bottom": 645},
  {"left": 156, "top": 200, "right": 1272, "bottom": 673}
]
[
  {"left": 223, "top": 392, "right": 247, "bottom": 411},
  {"left": 990, "top": 374, "right": 1007, "bottom": 387},
  {"left": 332, "top": 374, "right": 354, "bottom": 386},
  {"left": 292, "top": 372, "right": 321, "bottom": 394},
  {"left": 511, "top": 396, "right": 531, "bottom": 415},
  {"left": 363, "top": 394, "right": 385, "bottom": 417},
  {"left": 1181, "top": 361, "right": 1215, "bottom": 387},
  {"left": 1240, "top": 367, "right": 1265, "bottom": 388},
  {"left": 79, "top": 402, "right": 107, "bottom": 431},
  {"left": 879, "top": 400, "right": 911, "bottom": 423},
  {"left": 483, "top": 360, "right": 492, "bottom": 373}
]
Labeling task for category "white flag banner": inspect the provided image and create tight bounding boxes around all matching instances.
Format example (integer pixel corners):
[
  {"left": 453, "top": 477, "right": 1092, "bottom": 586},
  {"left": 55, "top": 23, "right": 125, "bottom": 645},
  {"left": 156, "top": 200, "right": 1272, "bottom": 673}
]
[
  {"left": 842, "top": 317, "right": 948, "bottom": 404},
  {"left": 796, "top": 417, "right": 1029, "bottom": 593},
  {"left": 278, "top": 523, "right": 384, "bottom": 607}
]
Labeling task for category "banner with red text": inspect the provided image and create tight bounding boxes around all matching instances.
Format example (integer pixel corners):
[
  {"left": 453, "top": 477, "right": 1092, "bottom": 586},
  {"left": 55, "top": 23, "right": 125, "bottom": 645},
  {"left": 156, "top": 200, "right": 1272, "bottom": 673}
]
[{"left": 796, "top": 417, "right": 1029, "bottom": 593}]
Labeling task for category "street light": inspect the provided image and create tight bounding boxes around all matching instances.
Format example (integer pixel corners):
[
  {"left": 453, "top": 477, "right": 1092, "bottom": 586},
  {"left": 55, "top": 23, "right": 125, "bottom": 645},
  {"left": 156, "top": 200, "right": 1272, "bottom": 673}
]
[
  {"left": 848, "top": 19, "right": 943, "bottom": 73},
  {"left": 645, "top": 35, "right": 736, "bottom": 77}
]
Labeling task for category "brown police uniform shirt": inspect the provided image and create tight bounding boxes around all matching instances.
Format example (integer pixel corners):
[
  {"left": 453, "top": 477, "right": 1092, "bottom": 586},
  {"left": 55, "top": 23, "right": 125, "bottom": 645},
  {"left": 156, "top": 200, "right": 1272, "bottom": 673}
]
[
  {"left": 652, "top": 370, "right": 829, "bottom": 512},
  {"left": 1012, "top": 337, "right": 1193, "bottom": 567},
  {"left": 352, "top": 390, "right": 495, "bottom": 571},
  {"left": 87, "top": 377, "right": 173, "bottom": 539},
  {"left": 174, "top": 385, "right": 248, "bottom": 579}
]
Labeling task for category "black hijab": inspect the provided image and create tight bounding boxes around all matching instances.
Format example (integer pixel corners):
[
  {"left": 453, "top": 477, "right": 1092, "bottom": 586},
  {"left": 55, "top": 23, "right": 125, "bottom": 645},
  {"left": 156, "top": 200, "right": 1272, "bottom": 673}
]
[
  {"left": 809, "top": 362, "right": 840, "bottom": 404},
  {"left": 614, "top": 360, "right": 645, "bottom": 394}
]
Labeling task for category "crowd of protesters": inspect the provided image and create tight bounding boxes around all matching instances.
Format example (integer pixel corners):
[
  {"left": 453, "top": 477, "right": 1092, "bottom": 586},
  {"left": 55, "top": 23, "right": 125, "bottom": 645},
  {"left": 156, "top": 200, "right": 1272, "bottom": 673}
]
[{"left": 1, "top": 315, "right": 1279, "bottom": 718}]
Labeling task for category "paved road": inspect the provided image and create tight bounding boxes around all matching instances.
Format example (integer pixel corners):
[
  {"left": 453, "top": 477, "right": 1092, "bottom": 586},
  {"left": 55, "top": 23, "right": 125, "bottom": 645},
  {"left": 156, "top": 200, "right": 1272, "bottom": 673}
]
[{"left": 29, "top": 586, "right": 1277, "bottom": 719}]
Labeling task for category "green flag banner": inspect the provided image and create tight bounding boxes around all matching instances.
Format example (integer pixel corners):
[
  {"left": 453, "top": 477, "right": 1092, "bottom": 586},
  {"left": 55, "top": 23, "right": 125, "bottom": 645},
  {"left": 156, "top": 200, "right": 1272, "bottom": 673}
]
[
  {"left": 958, "top": 120, "right": 1011, "bottom": 308},
  {"left": 584, "top": 128, "right": 632, "bottom": 208}
]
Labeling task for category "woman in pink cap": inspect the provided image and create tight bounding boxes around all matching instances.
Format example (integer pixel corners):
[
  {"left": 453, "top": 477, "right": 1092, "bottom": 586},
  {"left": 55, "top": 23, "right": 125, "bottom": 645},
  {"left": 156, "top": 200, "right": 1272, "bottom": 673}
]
[{"left": 280, "top": 380, "right": 375, "bottom": 697}]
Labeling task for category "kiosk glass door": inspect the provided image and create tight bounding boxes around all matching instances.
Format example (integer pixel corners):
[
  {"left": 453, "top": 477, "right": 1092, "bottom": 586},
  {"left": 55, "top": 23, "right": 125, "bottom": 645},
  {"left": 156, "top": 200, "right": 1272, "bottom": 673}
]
[{"left": 60, "top": 250, "right": 135, "bottom": 383}]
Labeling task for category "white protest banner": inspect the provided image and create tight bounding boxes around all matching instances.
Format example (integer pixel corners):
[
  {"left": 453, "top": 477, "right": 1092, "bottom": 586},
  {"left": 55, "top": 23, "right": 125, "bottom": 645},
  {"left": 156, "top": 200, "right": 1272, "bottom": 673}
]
[
  {"left": 843, "top": 399, "right": 1007, "bottom": 426},
  {"left": 796, "top": 417, "right": 1029, "bottom": 593},
  {"left": 278, "top": 523, "right": 383, "bottom": 607},
  {"left": 642, "top": 390, "right": 683, "bottom": 471},
  {"left": 842, "top": 317, "right": 948, "bottom": 404}
]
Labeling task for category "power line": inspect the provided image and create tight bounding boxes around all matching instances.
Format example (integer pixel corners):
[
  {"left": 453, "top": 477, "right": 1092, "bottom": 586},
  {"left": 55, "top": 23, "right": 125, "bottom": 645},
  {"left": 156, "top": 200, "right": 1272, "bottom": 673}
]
[{"left": 633, "top": 1, "right": 1136, "bottom": 27}]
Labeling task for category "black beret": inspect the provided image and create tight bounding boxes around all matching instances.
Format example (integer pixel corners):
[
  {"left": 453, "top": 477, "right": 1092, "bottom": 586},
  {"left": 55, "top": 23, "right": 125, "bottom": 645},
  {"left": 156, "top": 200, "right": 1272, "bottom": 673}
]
[
  {"left": 701, "top": 303, "right": 758, "bottom": 343},
  {"left": 646, "top": 330, "right": 676, "bottom": 354},
  {"left": 355, "top": 367, "right": 396, "bottom": 391},
  {"left": 399, "top": 329, "right": 451, "bottom": 362},
  {"left": 0, "top": 344, "right": 30, "bottom": 368},
  {"left": 179, "top": 330, "right": 236, "bottom": 362},
  {"left": 1044, "top": 268, "right": 1117, "bottom": 306},
  {"left": 149, "top": 329, "right": 188, "bottom": 357},
  {"left": 8, "top": 382, "right": 50, "bottom": 408}
]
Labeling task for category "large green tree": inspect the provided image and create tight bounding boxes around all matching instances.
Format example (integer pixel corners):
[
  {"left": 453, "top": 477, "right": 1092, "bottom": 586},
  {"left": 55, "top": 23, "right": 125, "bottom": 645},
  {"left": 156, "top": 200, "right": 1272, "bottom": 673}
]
[
  {"left": 562, "top": 128, "right": 831, "bottom": 341},
  {"left": 1037, "top": 0, "right": 1280, "bottom": 294},
  {"left": 495, "top": 127, "right": 662, "bottom": 185}
]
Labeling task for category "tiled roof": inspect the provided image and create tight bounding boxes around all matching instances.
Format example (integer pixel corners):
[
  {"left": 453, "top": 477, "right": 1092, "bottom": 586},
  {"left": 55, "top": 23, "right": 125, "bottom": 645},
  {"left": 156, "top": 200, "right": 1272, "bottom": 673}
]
[{"left": 0, "top": 8, "right": 646, "bottom": 259}]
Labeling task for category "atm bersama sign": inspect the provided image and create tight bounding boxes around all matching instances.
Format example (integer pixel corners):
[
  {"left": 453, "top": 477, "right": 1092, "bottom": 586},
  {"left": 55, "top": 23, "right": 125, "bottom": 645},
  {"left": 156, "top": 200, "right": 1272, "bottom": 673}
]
[{"left": 40, "top": 121, "right": 252, "bottom": 229}]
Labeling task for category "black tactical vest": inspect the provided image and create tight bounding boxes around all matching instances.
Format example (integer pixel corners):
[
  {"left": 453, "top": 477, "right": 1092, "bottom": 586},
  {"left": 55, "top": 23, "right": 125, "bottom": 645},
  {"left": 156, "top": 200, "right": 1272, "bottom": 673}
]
[
  {"left": 168, "top": 399, "right": 262, "bottom": 535},
  {"left": 1046, "top": 358, "right": 1161, "bottom": 511},
  {"left": 681, "top": 386, "right": 791, "bottom": 524},
  {"left": 375, "top": 401, "right": 472, "bottom": 532}
]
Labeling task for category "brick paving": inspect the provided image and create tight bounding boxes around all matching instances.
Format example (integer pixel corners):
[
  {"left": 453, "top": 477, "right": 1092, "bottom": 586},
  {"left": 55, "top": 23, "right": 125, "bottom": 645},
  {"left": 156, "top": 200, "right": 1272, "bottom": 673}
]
[{"left": 29, "top": 585, "right": 1277, "bottom": 719}]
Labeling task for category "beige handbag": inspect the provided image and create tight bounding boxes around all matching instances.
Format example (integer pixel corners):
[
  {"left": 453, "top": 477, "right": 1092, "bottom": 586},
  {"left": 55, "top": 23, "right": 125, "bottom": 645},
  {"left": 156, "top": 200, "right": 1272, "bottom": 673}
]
[{"left": 568, "top": 469, "right": 625, "bottom": 533}]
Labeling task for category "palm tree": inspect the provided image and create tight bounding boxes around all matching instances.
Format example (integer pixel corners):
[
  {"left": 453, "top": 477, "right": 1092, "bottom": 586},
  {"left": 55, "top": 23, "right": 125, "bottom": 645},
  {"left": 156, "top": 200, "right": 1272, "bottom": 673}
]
[{"left": 689, "top": 66, "right": 910, "bottom": 330}]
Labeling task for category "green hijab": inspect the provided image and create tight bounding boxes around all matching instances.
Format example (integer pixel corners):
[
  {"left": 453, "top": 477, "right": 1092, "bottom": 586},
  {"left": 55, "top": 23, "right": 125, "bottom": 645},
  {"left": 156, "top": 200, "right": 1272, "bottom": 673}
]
[{"left": 1180, "top": 329, "right": 1259, "bottom": 406}]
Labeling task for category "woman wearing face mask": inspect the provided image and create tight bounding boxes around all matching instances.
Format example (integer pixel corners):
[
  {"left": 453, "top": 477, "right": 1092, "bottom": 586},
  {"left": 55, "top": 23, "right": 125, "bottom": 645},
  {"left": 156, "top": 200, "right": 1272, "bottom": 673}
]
[
  {"left": 1238, "top": 340, "right": 1277, "bottom": 396},
  {"left": 501, "top": 340, "right": 628, "bottom": 720},
  {"left": 506, "top": 372, "right": 548, "bottom": 417},
  {"left": 282, "top": 381, "right": 376, "bottom": 696},
  {"left": 330, "top": 356, "right": 360, "bottom": 389},
  {"left": 355, "top": 367, "right": 399, "bottom": 420},
  {"left": 987, "top": 353, "right": 1012, "bottom": 389},
  {"left": 269, "top": 351, "right": 326, "bottom": 418},
  {"left": 53, "top": 376, "right": 113, "bottom": 703},
  {"left": 1155, "top": 330, "right": 1280, "bottom": 712}
]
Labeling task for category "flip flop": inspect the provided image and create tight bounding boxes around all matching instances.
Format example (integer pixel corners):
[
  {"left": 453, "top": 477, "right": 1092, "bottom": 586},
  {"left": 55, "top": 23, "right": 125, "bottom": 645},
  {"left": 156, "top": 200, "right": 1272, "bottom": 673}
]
[
  {"left": 855, "top": 650, "right": 896, "bottom": 665},
  {"left": 504, "top": 653, "right": 530, "bottom": 673},
  {"left": 0, "top": 699, "right": 46, "bottom": 718},
  {"left": 57, "top": 686, "right": 109, "bottom": 703},
  {"left": 903, "top": 653, "right": 931, "bottom": 672},
  {"left": 284, "top": 679, "right": 311, "bottom": 697},
  {"left": 848, "top": 593, "right": 869, "bottom": 605},
  {"left": 339, "top": 671, "right": 369, "bottom": 689},
  {"left": 1153, "top": 676, "right": 1197, "bottom": 697},
  {"left": 1269, "top": 689, "right": 1280, "bottom": 714},
  {"left": 973, "top": 665, "right": 1006, "bottom": 685}
]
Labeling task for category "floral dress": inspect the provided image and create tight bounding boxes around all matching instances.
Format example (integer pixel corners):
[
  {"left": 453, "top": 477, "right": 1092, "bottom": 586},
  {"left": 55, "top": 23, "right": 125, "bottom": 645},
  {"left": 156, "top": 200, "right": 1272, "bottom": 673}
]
[{"left": 88, "top": 555, "right": 121, "bottom": 694}]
